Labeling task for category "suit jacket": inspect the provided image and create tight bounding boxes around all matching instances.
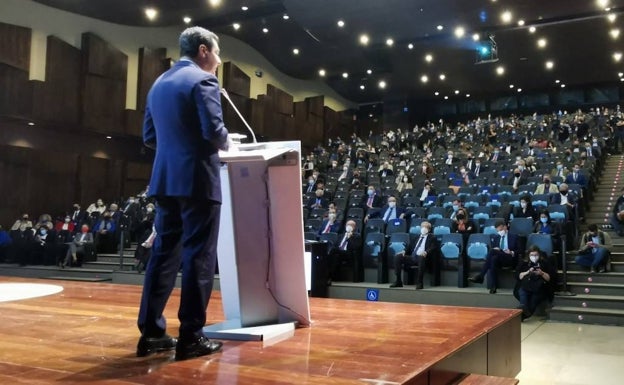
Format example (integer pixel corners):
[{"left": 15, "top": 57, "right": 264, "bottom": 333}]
[
  {"left": 565, "top": 172, "right": 588, "bottom": 187},
  {"left": 143, "top": 59, "right": 229, "bottom": 201},
  {"left": 491, "top": 232, "right": 520, "bottom": 256},
  {"left": 550, "top": 192, "right": 576, "bottom": 206},
  {"left": 317, "top": 220, "right": 341, "bottom": 236},
  {"left": 410, "top": 233, "right": 438, "bottom": 258},
  {"left": 306, "top": 196, "right": 328, "bottom": 210},
  {"left": 379, "top": 168, "right": 394, "bottom": 178},
  {"left": 550, "top": 167, "right": 569, "bottom": 179},
  {"left": 73, "top": 232, "right": 94, "bottom": 245},
  {"left": 372, "top": 205, "right": 406, "bottom": 222},
  {"left": 512, "top": 206, "right": 538, "bottom": 221},
  {"left": 534, "top": 183, "right": 559, "bottom": 194},
  {"left": 360, "top": 193, "right": 383, "bottom": 209},
  {"left": 335, "top": 232, "right": 361, "bottom": 253},
  {"left": 70, "top": 209, "right": 88, "bottom": 226}
]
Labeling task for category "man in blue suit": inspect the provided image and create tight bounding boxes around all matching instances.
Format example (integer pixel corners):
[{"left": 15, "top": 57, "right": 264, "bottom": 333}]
[
  {"left": 366, "top": 195, "right": 406, "bottom": 223},
  {"left": 469, "top": 220, "right": 520, "bottom": 293},
  {"left": 137, "top": 27, "right": 229, "bottom": 361}
]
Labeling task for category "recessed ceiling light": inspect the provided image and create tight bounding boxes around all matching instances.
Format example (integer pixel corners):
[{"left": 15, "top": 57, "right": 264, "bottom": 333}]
[
  {"left": 27, "top": 122, "right": 35, "bottom": 126},
  {"left": 537, "top": 38, "right": 547, "bottom": 48},
  {"left": 466, "top": 94, "right": 471, "bottom": 98},
  {"left": 610, "top": 28, "right": 620, "bottom": 39},
  {"left": 529, "top": 26, "right": 536, "bottom": 33},
  {"left": 378, "top": 80, "right": 387, "bottom": 89},
  {"left": 555, "top": 79, "right": 561, "bottom": 83},
  {"left": 454, "top": 90, "right": 460, "bottom": 95},
  {"left": 386, "top": 38, "right": 394, "bottom": 46},
  {"left": 183, "top": 16, "right": 192, "bottom": 24},
  {"left": 233, "top": 23, "right": 241, "bottom": 30},
  {"left": 420, "top": 75, "right": 429, "bottom": 83},
  {"left": 337, "top": 20, "right": 345, "bottom": 28},
  {"left": 517, "top": 19, "right": 525, "bottom": 26},
  {"left": 618, "top": 72, "right": 623, "bottom": 77},
  {"left": 496, "top": 66, "right": 505, "bottom": 75},
  {"left": 262, "top": 27, "right": 268, "bottom": 33},
  {"left": 144, "top": 8, "right": 158, "bottom": 21},
  {"left": 621, "top": 78, "right": 624, "bottom": 82},
  {"left": 434, "top": 91, "right": 440, "bottom": 96},
  {"left": 517, "top": 88, "right": 522, "bottom": 92},
  {"left": 360, "top": 85, "right": 365, "bottom": 90},
  {"left": 501, "top": 10, "right": 512, "bottom": 23},
  {"left": 342, "top": 72, "right": 349, "bottom": 78},
  {"left": 425, "top": 54, "right": 433, "bottom": 62},
  {"left": 437, "top": 25, "right": 444, "bottom": 31},
  {"left": 444, "top": 96, "right": 449, "bottom": 100},
  {"left": 454, "top": 26, "right": 465, "bottom": 38},
  {"left": 209, "top": 0, "right": 222, "bottom": 6},
  {"left": 283, "top": 14, "right": 289, "bottom": 20},
  {"left": 408, "top": 43, "right": 414, "bottom": 49},
  {"left": 359, "top": 34, "right": 370, "bottom": 45},
  {"left": 597, "top": 0, "right": 610, "bottom": 8},
  {"left": 509, "top": 84, "right": 515, "bottom": 88},
  {"left": 614, "top": 52, "right": 623, "bottom": 62},
  {"left": 561, "top": 84, "right": 566, "bottom": 88},
  {"left": 366, "top": 69, "right": 372, "bottom": 75},
  {"left": 608, "top": 13, "right": 616, "bottom": 22},
  {"left": 472, "top": 33, "right": 480, "bottom": 41},
  {"left": 106, "top": 135, "right": 112, "bottom": 139},
  {"left": 439, "top": 74, "right": 446, "bottom": 80},
  {"left": 318, "top": 69, "right": 326, "bottom": 77},
  {"left": 241, "top": 6, "right": 248, "bottom": 11},
  {"left": 292, "top": 48, "right": 299, "bottom": 55},
  {"left": 545, "top": 60, "right": 554, "bottom": 69}
]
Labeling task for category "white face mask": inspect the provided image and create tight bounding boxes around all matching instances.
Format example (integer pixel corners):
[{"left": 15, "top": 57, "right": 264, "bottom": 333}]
[
  {"left": 388, "top": 201, "right": 396, "bottom": 208},
  {"left": 520, "top": 202, "right": 527, "bottom": 209},
  {"left": 529, "top": 255, "right": 539, "bottom": 263},
  {"left": 498, "top": 230, "right": 506, "bottom": 237},
  {"left": 345, "top": 225, "right": 354, "bottom": 233},
  {"left": 420, "top": 227, "right": 429, "bottom": 235},
  {"left": 146, "top": 207, "right": 153, "bottom": 213},
  {"left": 328, "top": 213, "right": 336, "bottom": 221}
]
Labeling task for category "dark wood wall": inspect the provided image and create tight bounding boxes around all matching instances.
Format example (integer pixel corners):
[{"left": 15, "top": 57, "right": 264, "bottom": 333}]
[{"left": 0, "top": 21, "right": 354, "bottom": 226}]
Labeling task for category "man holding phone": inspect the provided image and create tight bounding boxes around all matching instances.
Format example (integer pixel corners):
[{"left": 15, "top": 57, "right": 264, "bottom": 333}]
[{"left": 576, "top": 224, "right": 612, "bottom": 273}]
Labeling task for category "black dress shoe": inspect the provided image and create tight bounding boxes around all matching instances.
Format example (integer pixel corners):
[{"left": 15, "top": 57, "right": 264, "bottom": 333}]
[
  {"left": 389, "top": 282, "right": 403, "bottom": 288},
  {"left": 175, "top": 336, "right": 223, "bottom": 361},
  {"left": 489, "top": 287, "right": 497, "bottom": 294},
  {"left": 415, "top": 283, "right": 423, "bottom": 290},
  {"left": 468, "top": 275, "right": 484, "bottom": 284},
  {"left": 136, "top": 334, "right": 177, "bottom": 357}
]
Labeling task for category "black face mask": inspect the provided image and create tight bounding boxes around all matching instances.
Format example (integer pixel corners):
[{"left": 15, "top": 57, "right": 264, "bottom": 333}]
[
  {"left": 514, "top": 173, "right": 521, "bottom": 178},
  {"left": 456, "top": 214, "right": 466, "bottom": 220},
  {"left": 544, "top": 179, "right": 550, "bottom": 184},
  {"left": 560, "top": 190, "right": 568, "bottom": 195}
]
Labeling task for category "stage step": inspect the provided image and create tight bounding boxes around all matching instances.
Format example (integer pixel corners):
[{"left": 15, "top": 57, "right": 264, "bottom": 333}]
[
  {"left": 548, "top": 306, "right": 624, "bottom": 326},
  {"left": 83, "top": 260, "right": 135, "bottom": 271},
  {"left": 42, "top": 276, "right": 111, "bottom": 282},
  {"left": 553, "top": 294, "right": 624, "bottom": 311}
]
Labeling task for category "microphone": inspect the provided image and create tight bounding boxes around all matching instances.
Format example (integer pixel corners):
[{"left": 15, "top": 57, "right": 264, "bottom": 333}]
[{"left": 220, "top": 88, "right": 257, "bottom": 143}]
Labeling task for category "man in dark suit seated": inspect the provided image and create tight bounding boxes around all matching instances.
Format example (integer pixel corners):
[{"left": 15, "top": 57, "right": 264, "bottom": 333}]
[
  {"left": 360, "top": 184, "right": 383, "bottom": 209},
  {"left": 564, "top": 164, "right": 588, "bottom": 188},
  {"left": 365, "top": 195, "right": 406, "bottom": 223},
  {"left": 390, "top": 221, "right": 439, "bottom": 290},
  {"left": 328, "top": 219, "right": 362, "bottom": 282},
  {"left": 469, "top": 220, "right": 520, "bottom": 293},
  {"left": 550, "top": 183, "right": 577, "bottom": 218},
  {"left": 306, "top": 189, "right": 329, "bottom": 210},
  {"left": 317, "top": 209, "right": 341, "bottom": 236},
  {"left": 61, "top": 224, "right": 95, "bottom": 267},
  {"left": 93, "top": 211, "right": 117, "bottom": 254}
]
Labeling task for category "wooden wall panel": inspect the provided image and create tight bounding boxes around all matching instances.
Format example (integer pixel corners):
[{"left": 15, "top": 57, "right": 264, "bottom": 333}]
[
  {"left": 78, "top": 157, "right": 123, "bottom": 207},
  {"left": 0, "top": 64, "right": 33, "bottom": 118},
  {"left": 0, "top": 22, "right": 31, "bottom": 71},
  {"left": 82, "top": 74, "right": 126, "bottom": 134},
  {"left": 124, "top": 161, "right": 151, "bottom": 198},
  {"left": 222, "top": 62, "right": 250, "bottom": 98},
  {"left": 267, "top": 84, "right": 293, "bottom": 115},
  {"left": 81, "top": 33, "right": 128, "bottom": 80},
  {"left": 249, "top": 98, "right": 265, "bottom": 137},
  {"left": 306, "top": 95, "right": 324, "bottom": 117},
  {"left": 125, "top": 109, "right": 144, "bottom": 137},
  {"left": 0, "top": 146, "right": 32, "bottom": 226},
  {"left": 137, "top": 47, "right": 167, "bottom": 111}
]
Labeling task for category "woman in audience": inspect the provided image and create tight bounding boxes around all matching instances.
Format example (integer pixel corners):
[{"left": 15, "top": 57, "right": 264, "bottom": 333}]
[
  {"left": 11, "top": 214, "right": 32, "bottom": 232},
  {"left": 396, "top": 174, "right": 413, "bottom": 193},
  {"left": 451, "top": 207, "right": 476, "bottom": 246},
  {"left": 512, "top": 195, "right": 537, "bottom": 221},
  {"left": 533, "top": 210, "right": 560, "bottom": 238},
  {"left": 515, "top": 245, "right": 555, "bottom": 321}
]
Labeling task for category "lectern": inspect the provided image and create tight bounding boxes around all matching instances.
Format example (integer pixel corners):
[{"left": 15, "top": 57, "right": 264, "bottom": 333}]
[{"left": 203, "top": 141, "right": 311, "bottom": 341}]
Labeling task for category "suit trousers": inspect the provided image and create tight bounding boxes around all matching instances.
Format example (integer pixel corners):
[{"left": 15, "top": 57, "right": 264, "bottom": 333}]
[
  {"left": 481, "top": 249, "right": 516, "bottom": 289},
  {"left": 138, "top": 196, "right": 221, "bottom": 339}
]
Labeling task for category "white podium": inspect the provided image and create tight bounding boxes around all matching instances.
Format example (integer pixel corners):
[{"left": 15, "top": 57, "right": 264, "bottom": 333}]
[{"left": 203, "top": 141, "right": 311, "bottom": 341}]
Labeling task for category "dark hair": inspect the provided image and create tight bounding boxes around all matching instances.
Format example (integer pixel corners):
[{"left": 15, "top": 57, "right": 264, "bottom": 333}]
[
  {"left": 520, "top": 194, "right": 532, "bottom": 203},
  {"left": 179, "top": 27, "right": 219, "bottom": 57},
  {"left": 588, "top": 223, "right": 598, "bottom": 232},
  {"left": 494, "top": 220, "right": 507, "bottom": 228},
  {"left": 539, "top": 209, "right": 551, "bottom": 221}
]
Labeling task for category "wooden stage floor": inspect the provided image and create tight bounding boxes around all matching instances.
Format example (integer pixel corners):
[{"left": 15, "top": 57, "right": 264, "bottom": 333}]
[{"left": 0, "top": 277, "right": 520, "bottom": 385}]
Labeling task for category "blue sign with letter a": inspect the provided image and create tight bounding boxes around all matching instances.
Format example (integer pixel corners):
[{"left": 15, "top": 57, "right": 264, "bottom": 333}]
[{"left": 366, "top": 288, "right": 379, "bottom": 302}]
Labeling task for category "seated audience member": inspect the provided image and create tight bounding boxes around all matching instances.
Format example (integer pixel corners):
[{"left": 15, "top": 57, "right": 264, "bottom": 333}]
[
  {"left": 329, "top": 219, "right": 362, "bottom": 282},
  {"left": 35, "top": 214, "right": 54, "bottom": 231},
  {"left": 515, "top": 245, "right": 555, "bottom": 321},
  {"left": 360, "top": 185, "right": 383, "bottom": 209},
  {"left": 451, "top": 208, "right": 476, "bottom": 245},
  {"left": 508, "top": 168, "right": 527, "bottom": 193},
  {"left": 87, "top": 199, "right": 107, "bottom": 215},
  {"left": 11, "top": 214, "right": 32, "bottom": 232},
  {"left": 304, "top": 175, "right": 317, "bottom": 193},
  {"left": 447, "top": 199, "right": 464, "bottom": 220},
  {"left": 575, "top": 224, "right": 612, "bottom": 273},
  {"left": 550, "top": 161, "right": 569, "bottom": 179},
  {"left": 471, "top": 158, "right": 487, "bottom": 177},
  {"left": 378, "top": 161, "right": 394, "bottom": 178},
  {"left": 396, "top": 174, "right": 413, "bottom": 193},
  {"left": 550, "top": 183, "right": 576, "bottom": 218},
  {"left": 611, "top": 187, "right": 624, "bottom": 237},
  {"left": 417, "top": 181, "right": 436, "bottom": 206},
  {"left": 70, "top": 203, "right": 88, "bottom": 229},
  {"left": 0, "top": 225, "right": 12, "bottom": 262},
  {"left": 31, "top": 224, "right": 57, "bottom": 265},
  {"left": 390, "top": 221, "right": 439, "bottom": 290},
  {"left": 565, "top": 164, "right": 588, "bottom": 188},
  {"left": 306, "top": 189, "right": 328, "bottom": 210},
  {"left": 533, "top": 210, "right": 560, "bottom": 237},
  {"left": 318, "top": 209, "right": 341, "bottom": 236},
  {"left": 469, "top": 220, "right": 520, "bottom": 294},
  {"left": 55, "top": 215, "right": 75, "bottom": 243},
  {"left": 534, "top": 174, "right": 559, "bottom": 195},
  {"left": 134, "top": 203, "right": 156, "bottom": 243},
  {"left": 513, "top": 195, "right": 537, "bottom": 221},
  {"left": 61, "top": 224, "right": 94, "bottom": 268},
  {"left": 94, "top": 211, "right": 117, "bottom": 253},
  {"left": 367, "top": 195, "right": 406, "bottom": 223},
  {"left": 135, "top": 226, "right": 156, "bottom": 273},
  {"left": 419, "top": 161, "right": 434, "bottom": 179}
]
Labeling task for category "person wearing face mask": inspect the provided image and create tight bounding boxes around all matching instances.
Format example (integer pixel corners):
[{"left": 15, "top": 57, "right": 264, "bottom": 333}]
[
  {"left": 550, "top": 183, "right": 576, "bottom": 216},
  {"left": 564, "top": 164, "right": 588, "bottom": 188},
  {"left": 94, "top": 211, "right": 117, "bottom": 254},
  {"left": 55, "top": 215, "right": 76, "bottom": 242},
  {"left": 360, "top": 185, "right": 382, "bottom": 209},
  {"left": 11, "top": 214, "right": 33, "bottom": 232},
  {"left": 378, "top": 161, "right": 394, "bottom": 178},
  {"left": 306, "top": 189, "right": 328, "bottom": 210},
  {"left": 318, "top": 209, "right": 341, "bottom": 236},
  {"left": 87, "top": 199, "right": 107, "bottom": 215},
  {"left": 534, "top": 174, "right": 559, "bottom": 195},
  {"left": 508, "top": 168, "right": 527, "bottom": 193},
  {"left": 550, "top": 162, "right": 569, "bottom": 179},
  {"left": 69, "top": 203, "right": 87, "bottom": 229},
  {"left": 469, "top": 220, "right": 520, "bottom": 294},
  {"left": 447, "top": 199, "right": 464, "bottom": 220},
  {"left": 367, "top": 196, "right": 406, "bottom": 224},
  {"left": 397, "top": 174, "right": 413, "bottom": 193},
  {"left": 512, "top": 195, "right": 537, "bottom": 222},
  {"left": 31, "top": 223, "right": 57, "bottom": 265},
  {"left": 328, "top": 219, "right": 363, "bottom": 283},
  {"left": 515, "top": 246, "right": 555, "bottom": 321},
  {"left": 533, "top": 210, "right": 560, "bottom": 237},
  {"left": 61, "top": 224, "right": 94, "bottom": 268},
  {"left": 390, "top": 221, "right": 439, "bottom": 290},
  {"left": 452, "top": 208, "right": 476, "bottom": 243},
  {"left": 576, "top": 224, "right": 612, "bottom": 273}
]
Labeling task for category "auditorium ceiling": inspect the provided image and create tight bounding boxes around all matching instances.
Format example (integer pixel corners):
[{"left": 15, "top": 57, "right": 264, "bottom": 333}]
[{"left": 34, "top": 0, "right": 624, "bottom": 104}]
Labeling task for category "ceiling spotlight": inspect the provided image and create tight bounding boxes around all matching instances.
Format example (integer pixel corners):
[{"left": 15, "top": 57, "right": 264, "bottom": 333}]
[
  {"left": 106, "top": 135, "right": 112, "bottom": 139},
  {"left": 342, "top": 72, "right": 349, "bottom": 78},
  {"left": 337, "top": 20, "right": 345, "bottom": 28},
  {"left": 444, "top": 96, "right": 449, "bottom": 100},
  {"left": 618, "top": 72, "right": 623, "bottom": 77},
  {"left": 366, "top": 69, "right": 373, "bottom": 74},
  {"left": 359, "top": 34, "right": 370, "bottom": 45},
  {"left": 386, "top": 38, "right": 394, "bottom": 46},
  {"left": 614, "top": 52, "right": 623, "bottom": 62},
  {"left": 454, "top": 26, "right": 465, "bottom": 38},
  {"left": 509, "top": 84, "right": 515, "bottom": 88},
  {"left": 318, "top": 69, "right": 326, "bottom": 77},
  {"left": 608, "top": 13, "right": 616, "bottom": 23},
  {"left": 529, "top": 26, "right": 536, "bottom": 33},
  {"left": 537, "top": 38, "right": 547, "bottom": 48},
  {"left": 283, "top": 14, "right": 289, "bottom": 20},
  {"left": 610, "top": 28, "right": 620, "bottom": 39},
  {"left": 27, "top": 122, "right": 35, "bottom": 126},
  {"left": 408, "top": 43, "right": 414, "bottom": 49},
  {"left": 496, "top": 66, "right": 505, "bottom": 75},
  {"left": 466, "top": 94, "right": 471, "bottom": 98},
  {"left": 517, "top": 88, "right": 523, "bottom": 92},
  {"left": 209, "top": 0, "right": 222, "bottom": 6},
  {"left": 597, "top": 0, "right": 610, "bottom": 7},
  {"left": 472, "top": 33, "right": 480, "bottom": 41},
  {"left": 378, "top": 80, "right": 387, "bottom": 89},
  {"left": 518, "top": 19, "right": 525, "bottom": 26},
  {"left": 434, "top": 91, "right": 440, "bottom": 96},
  {"left": 439, "top": 74, "right": 446, "bottom": 80},
  {"left": 292, "top": 48, "right": 299, "bottom": 55},
  {"left": 241, "top": 6, "right": 248, "bottom": 11},
  {"left": 360, "top": 85, "right": 365, "bottom": 90},
  {"left": 561, "top": 84, "right": 566, "bottom": 88},
  {"left": 501, "top": 11, "right": 513, "bottom": 23},
  {"left": 621, "top": 78, "right": 624, "bottom": 82},
  {"left": 454, "top": 90, "right": 460, "bottom": 95},
  {"left": 233, "top": 23, "right": 241, "bottom": 30},
  {"left": 555, "top": 79, "right": 561, "bottom": 83},
  {"left": 437, "top": 25, "right": 444, "bottom": 31},
  {"left": 545, "top": 60, "right": 554, "bottom": 69},
  {"left": 420, "top": 75, "right": 429, "bottom": 83},
  {"left": 425, "top": 54, "right": 433, "bottom": 62},
  {"left": 183, "top": 16, "right": 192, "bottom": 24},
  {"left": 262, "top": 27, "right": 269, "bottom": 33},
  {"left": 144, "top": 8, "right": 158, "bottom": 20}
]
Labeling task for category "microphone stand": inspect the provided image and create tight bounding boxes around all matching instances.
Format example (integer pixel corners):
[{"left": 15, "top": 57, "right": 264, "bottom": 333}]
[{"left": 220, "top": 88, "right": 257, "bottom": 143}]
